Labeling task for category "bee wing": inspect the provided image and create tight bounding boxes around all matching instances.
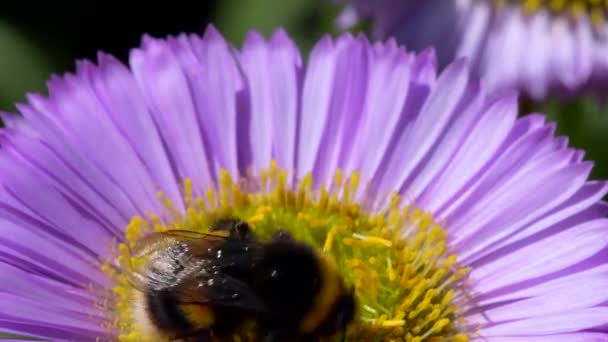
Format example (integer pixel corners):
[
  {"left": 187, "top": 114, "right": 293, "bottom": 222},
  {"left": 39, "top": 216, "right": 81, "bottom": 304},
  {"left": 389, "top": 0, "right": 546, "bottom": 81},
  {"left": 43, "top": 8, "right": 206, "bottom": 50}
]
[
  {"left": 121, "top": 230, "right": 229, "bottom": 291},
  {"left": 129, "top": 230, "right": 228, "bottom": 259},
  {"left": 177, "top": 270, "right": 269, "bottom": 314}
]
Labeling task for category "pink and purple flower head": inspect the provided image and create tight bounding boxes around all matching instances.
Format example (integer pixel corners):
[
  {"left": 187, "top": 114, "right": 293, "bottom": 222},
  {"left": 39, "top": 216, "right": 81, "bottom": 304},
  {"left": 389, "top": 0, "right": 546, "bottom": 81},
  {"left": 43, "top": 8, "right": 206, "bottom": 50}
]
[
  {"left": 0, "top": 25, "right": 606, "bottom": 341},
  {"left": 338, "top": 0, "right": 608, "bottom": 100}
]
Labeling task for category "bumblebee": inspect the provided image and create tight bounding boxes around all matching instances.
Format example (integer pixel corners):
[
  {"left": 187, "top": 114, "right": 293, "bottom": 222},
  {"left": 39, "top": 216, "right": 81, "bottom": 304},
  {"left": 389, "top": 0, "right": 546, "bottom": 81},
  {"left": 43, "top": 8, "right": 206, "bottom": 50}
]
[{"left": 127, "top": 218, "right": 356, "bottom": 341}]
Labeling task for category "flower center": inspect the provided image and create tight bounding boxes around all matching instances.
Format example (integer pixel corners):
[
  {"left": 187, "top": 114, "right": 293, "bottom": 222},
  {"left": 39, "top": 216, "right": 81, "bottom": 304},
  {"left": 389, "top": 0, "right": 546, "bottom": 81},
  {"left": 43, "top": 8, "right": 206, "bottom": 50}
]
[
  {"left": 100, "top": 162, "right": 472, "bottom": 341},
  {"left": 496, "top": 0, "right": 607, "bottom": 26}
]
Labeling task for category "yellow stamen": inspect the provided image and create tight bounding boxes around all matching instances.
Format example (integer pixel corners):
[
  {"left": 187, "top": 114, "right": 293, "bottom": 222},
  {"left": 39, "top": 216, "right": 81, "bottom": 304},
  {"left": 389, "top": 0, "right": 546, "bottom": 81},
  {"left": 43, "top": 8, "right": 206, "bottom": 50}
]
[
  {"left": 382, "top": 319, "right": 405, "bottom": 327},
  {"left": 100, "top": 162, "right": 473, "bottom": 341},
  {"left": 352, "top": 233, "right": 393, "bottom": 247},
  {"left": 323, "top": 225, "right": 339, "bottom": 252}
]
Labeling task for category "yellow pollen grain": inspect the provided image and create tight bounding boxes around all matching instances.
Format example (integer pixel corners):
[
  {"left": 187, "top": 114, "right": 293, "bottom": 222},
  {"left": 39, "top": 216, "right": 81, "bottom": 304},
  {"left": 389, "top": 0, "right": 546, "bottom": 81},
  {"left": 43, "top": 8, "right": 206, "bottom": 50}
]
[
  {"left": 454, "top": 333, "right": 470, "bottom": 342},
  {"left": 247, "top": 213, "right": 265, "bottom": 224},
  {"left": 297, "top": 173, "right": 313, "bottom": 209},
  {"left": 352, "top": 233, "right": 393, "bottom": 247},
  {"left": 206, "top": 188, "right": 217, "bottom": 210},
  {"left": 591, "top": 6, "right": 605, "bottom": 26},
  {"left": 550, "top": 0, "right": 567, "bottom": 10},
  {"left": 158, "top": 192, "right": 180, "bottom": 220},
  {"left": 317, "top": 187, "right": 329, "bottom": 211},
  {"left": 196, "top": 197, "right": 207, "bottom": 212},
  {"left": 333, "top": 168, "right": 344, "bottom": 190},
  {"left": 219, "top": 170, "right": 232, "bottom": 211},
  {"left": 101, "top": 162, "right": 472, "bottom": 342},
  {"left": 382, "top": 319, "right": 405, "bottom": 327},
  {"left": 569, "top": 1, "right": 586, "bottom": 16},
  {"left": 323, "top": 226, "right": 339, "bottom": 252},
  {"left": 248, "top": 205, "right": 272, "bottom": 224},
  {"left": 183, "top": 178, "right": 194, "bottom": 208},
  {"left": 387, "top": 257, "right": 396, "bottom": 281},
  {"left": 259, "top": 168, "right": 268, "bottom": 192}
]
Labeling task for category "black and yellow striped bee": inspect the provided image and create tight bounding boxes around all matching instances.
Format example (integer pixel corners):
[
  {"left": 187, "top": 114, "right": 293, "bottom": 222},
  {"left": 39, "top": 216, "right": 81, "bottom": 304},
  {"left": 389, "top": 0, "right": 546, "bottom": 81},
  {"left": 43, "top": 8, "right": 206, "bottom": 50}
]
[{"left": 127, "top": 218, "right": 356, "bottom": 341}]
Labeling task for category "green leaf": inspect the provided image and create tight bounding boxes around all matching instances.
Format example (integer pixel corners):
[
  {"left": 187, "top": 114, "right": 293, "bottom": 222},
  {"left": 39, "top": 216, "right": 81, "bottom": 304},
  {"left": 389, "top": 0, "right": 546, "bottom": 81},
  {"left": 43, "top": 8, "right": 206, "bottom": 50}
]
[
  {"left": 213, "top": 0, "right": 342, "bottom": 53},
  {"left": 0, "top": 20, "right": 53, "bottom": 111},
  {"left": 540, "top": 96, "right": 608, "bottom": 181}
]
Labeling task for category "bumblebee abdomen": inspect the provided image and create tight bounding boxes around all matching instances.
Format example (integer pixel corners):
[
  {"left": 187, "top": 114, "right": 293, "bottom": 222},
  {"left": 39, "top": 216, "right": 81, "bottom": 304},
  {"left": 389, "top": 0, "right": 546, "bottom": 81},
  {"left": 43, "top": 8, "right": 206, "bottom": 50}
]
[
  {"left": 180, "top": 303, "right": 215, "bottom": 329},
  {"left": 146, "top": 289, "right": 194, "bottom": 332},
  {"left": 144, "top": 288, "right": 215, "bottom": 336}
]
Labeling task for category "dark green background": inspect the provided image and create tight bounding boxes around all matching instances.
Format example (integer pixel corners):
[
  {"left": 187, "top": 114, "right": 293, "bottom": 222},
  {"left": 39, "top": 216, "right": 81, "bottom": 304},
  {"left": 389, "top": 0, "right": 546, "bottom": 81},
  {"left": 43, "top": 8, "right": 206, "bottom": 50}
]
[{"left": 0, "top": 1, "right": 607, "bottom": 339}]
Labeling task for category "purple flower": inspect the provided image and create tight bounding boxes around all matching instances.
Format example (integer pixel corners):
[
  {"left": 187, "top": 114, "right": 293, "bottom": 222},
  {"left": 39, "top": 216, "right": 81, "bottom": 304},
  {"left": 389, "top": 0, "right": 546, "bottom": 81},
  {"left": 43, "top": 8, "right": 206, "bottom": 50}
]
[
  {"left": 0, "top": 25, "right": 607, "bottom": 341},
  {"left": 338, "top": 0, "right": 608, "bottom": 100}
]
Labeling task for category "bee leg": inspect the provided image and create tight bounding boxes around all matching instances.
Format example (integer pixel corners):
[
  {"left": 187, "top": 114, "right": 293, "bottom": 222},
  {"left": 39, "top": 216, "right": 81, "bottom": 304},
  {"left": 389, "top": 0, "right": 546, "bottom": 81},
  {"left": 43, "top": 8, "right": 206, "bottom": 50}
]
[{"left": 210, "top": 218, "right": 253, "bottom": 240}]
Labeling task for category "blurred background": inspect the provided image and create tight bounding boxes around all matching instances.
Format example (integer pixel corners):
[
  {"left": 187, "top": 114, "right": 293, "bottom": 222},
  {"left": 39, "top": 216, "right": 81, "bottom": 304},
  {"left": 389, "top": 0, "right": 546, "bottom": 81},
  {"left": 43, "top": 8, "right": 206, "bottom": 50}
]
[{"left": 1, "top": 0, "right": 607, "bottom": 183}]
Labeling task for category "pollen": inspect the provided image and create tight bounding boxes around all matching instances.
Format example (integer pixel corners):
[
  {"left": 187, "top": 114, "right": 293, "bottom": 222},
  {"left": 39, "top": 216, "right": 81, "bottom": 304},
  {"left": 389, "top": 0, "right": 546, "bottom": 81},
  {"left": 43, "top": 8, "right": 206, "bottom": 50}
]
[{"left": 100, "top": 162, "right": 473, "bottom": 341}]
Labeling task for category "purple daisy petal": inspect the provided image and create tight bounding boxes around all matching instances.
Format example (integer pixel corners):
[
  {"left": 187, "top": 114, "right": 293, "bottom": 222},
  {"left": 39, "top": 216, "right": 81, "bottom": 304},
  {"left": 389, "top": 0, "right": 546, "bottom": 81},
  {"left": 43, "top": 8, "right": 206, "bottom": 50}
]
[
  {"left": 340, "top": 1, "right": 608, "bottom": 99},
  {"left": 476, "top": 266, "right": 608, "bottom": 321},
  {"left": 92, "top": 53, "right": 184, "bottom": 208},
  {"left": 312, "top": 34, "right": 370, "bottom": 183},
  {"left": 233, "top": 28, "right": 304, "bottom": 180},
  {"left": 482, "top": 333, "right": 608, "bottom": 342},
  {"left": 0, "top": 265, "right": 109, "bottom": 339},
  {"left": 296, "top": 36, "right": 337, "bottom": 181},
  {"left": 265, "top": 30, "right": 303, "bottom": 173},
  {"left": 0, "top": 25, "right": 605, "bottom": 340},
  {"left": 482, "top": 307, "right": 608, "bottom": 335},
  {"left": 375, "top": 58, "right": 472, "bottom": 196},
  {"left": 238, "top": 31, "right": 276, "bottom": 170},
  {"left": 130, "top": 33, "right": 217, "bottom": 192},
  {"left": 473, "top": 218, "right": 608, "bottom": 291}
]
